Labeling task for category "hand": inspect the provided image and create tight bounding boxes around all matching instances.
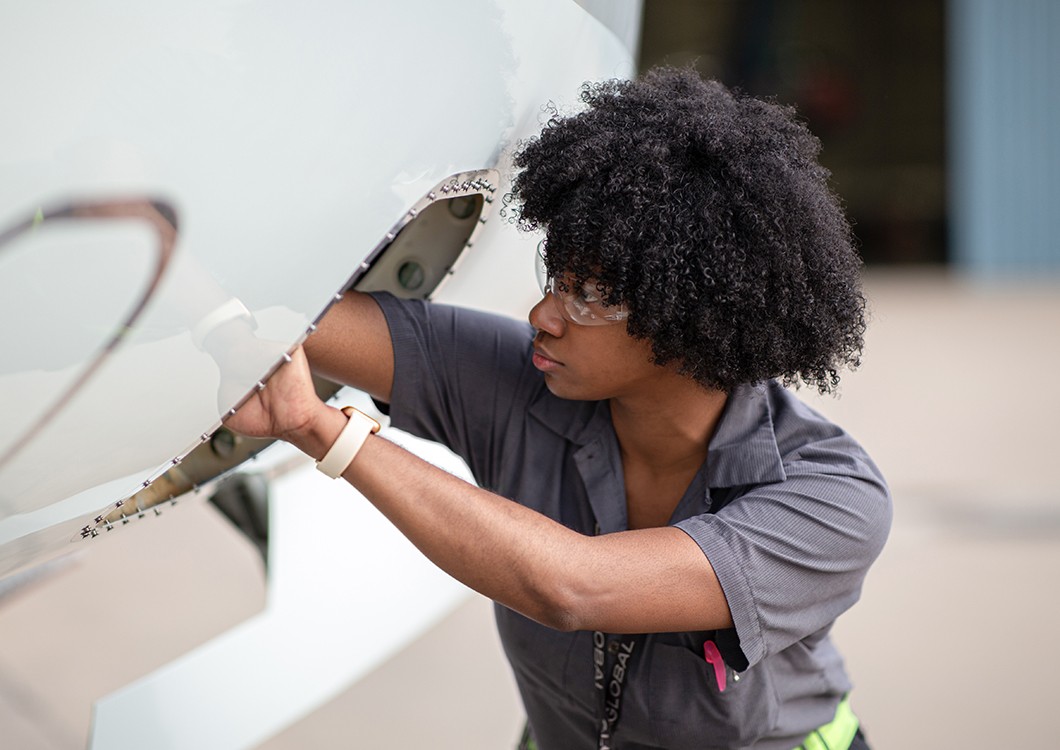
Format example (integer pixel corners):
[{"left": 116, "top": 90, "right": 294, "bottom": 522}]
[{"left": 223, "top": 345, "right": 328, "bottom": 444}]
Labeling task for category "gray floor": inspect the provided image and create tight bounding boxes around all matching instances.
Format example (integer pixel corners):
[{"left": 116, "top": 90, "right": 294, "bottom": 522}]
[{"left": 1, "top": 269, "right": 1058, "bottom": 749}]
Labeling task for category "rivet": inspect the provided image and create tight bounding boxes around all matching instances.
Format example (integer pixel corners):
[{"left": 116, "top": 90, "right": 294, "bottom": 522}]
[
  {"left": 282, "top": 353, "right": 292, "bottom": 363},
  {"left": 256, "top": 381, "right": 266, "bottom": 391}
]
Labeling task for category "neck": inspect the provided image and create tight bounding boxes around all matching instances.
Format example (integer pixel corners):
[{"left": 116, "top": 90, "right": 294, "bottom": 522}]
[{"left": 609, "top": 376, "right": 728, "bottom": 473}]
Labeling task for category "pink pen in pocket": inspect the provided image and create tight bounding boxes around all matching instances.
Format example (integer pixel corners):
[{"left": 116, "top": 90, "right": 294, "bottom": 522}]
[{"left": 702, "top": 640, "right": 727, "bottom": 692}]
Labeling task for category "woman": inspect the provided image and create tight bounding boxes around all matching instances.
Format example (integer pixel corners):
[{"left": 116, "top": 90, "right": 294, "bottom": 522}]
[{"left": 227, "top": 68, "right": 890, "bottom": 750}]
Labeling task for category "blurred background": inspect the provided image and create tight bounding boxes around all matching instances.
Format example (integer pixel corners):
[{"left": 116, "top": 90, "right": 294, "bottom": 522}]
[{"left": 2, "top": 1, "right": 1058, "bottom": 748}]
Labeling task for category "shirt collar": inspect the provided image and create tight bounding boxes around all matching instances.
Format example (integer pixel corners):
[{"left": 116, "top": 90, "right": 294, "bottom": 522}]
[
  {"left": 527, "top": 380, "right": 787, "bottom": 489},
  {"left": 705, "top": 382, "right": 787, "bottom": 487}
]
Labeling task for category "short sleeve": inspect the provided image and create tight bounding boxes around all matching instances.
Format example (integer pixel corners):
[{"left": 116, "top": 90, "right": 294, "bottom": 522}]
[
  {"left": 369, "top": 292, "right": 542, "bottom": 487},
  {"left": 677, "top": 445, "right": 892, "bottom": 670}
]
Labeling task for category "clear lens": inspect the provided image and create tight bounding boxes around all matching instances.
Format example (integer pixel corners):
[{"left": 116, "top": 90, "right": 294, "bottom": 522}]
[
  {"left": 534, "top": 238, "right": 629, "bottom": 326},
  {"left": 535, "top": 239, "right": 550, "bottom": 295}
]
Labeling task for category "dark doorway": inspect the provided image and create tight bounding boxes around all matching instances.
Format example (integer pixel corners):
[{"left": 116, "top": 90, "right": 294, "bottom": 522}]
[{"left": 640, "top": 1, "right": 947, "bottom": 266}]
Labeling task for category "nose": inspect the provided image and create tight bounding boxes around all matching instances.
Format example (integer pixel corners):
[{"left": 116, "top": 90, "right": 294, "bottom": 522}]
[{"left": 529, "top": 293, "right": 566, "bottom": 337}]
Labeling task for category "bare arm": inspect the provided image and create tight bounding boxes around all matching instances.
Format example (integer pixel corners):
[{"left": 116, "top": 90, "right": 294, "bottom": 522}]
[
  {"left": 304, "top": 291, "right": 395, "bottom": 403},
  {"left": 332, "top": 429, "right": 734, "bottom": 634},
  {"left": 225, "top": 348, "right": 734, "bottom": 634}
]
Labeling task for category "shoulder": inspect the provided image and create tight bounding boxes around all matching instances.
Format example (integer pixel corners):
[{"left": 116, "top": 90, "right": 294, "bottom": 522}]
[{"left": 762, "top": 381, "right": 886, "bottom": 488}]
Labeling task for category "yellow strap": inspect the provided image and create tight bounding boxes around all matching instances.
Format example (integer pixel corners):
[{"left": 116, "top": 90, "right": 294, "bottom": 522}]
[{"left": 796, "top": 695, "right": 859, "bottom": 750}]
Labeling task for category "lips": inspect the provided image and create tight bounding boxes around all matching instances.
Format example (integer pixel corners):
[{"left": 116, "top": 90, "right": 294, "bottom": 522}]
[{"left": 532, "top": 346, "right": 562, "bottom": 372}]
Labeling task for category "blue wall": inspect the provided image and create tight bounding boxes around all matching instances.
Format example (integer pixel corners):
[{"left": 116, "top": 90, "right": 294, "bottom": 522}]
[{"left": 949, "top": 0, "right": 1060, "bottom": 275}]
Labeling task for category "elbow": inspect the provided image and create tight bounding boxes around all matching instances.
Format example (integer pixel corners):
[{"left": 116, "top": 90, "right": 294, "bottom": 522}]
[
  {"left": 537, "top": 602, "right": 582, "bottom": 633},
  {"left": 526, "top": 575, "right": 594, "bottom": 633},
  {"left": 513, "top": 532, "right": 602, "bottom": 632}
]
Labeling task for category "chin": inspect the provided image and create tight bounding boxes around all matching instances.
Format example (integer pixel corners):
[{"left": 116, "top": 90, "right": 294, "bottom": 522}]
[{"left": 544, "top": 376, "right": 604, "bottom": 403}]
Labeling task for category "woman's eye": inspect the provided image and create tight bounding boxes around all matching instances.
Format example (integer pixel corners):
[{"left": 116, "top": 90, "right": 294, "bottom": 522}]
[{"left": 579, "top": 286, "right": 601, "bottom": 304}]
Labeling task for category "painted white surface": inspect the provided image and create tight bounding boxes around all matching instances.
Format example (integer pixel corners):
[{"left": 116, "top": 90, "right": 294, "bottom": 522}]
[{"left": 0, "top": 0, "right": 635, "bottom": 581}]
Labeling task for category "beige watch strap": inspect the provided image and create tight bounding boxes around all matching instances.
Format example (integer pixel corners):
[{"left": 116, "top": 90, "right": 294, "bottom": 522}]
[{"left": 315, "top": 406, "right": 381, "bottom": 478}]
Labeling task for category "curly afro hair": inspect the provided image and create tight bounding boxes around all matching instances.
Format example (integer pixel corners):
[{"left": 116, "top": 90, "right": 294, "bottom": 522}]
[{"left": 511, "top": 67, "right": 866, "bottom": 394}]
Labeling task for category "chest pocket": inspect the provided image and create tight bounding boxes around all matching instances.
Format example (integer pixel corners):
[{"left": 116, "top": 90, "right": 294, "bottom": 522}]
[{"left": 647, "top": 642, "right": 779, "bottom": 748}]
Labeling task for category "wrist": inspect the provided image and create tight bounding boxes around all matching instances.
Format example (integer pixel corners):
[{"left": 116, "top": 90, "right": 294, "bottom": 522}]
[{"left": 284, "top": 405, "right": 348, "bottom": 461}]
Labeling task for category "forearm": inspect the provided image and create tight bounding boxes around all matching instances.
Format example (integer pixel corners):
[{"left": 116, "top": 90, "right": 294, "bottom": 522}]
[{"left": 290, "top": 408, "right": 585, "bottom": 628}]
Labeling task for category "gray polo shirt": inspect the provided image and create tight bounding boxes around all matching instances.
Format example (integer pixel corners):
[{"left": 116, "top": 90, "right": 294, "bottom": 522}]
[{"left": 372, "top": 293, "right": 891, "bottom": 750}]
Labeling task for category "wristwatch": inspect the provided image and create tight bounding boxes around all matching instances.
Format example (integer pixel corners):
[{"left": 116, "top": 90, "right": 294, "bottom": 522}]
[{"left": 316, "top": 406, "right": 381, "bottom": 478}]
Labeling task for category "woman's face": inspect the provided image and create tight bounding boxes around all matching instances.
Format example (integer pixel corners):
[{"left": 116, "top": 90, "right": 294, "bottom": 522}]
[{"left": 528, "top": 288, "right": 668, "bottom": 402}]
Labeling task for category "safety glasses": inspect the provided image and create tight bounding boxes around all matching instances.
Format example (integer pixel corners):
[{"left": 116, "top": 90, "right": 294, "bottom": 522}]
[{"left": 535, "top": 241, "right": 629, "bottom": 326}]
